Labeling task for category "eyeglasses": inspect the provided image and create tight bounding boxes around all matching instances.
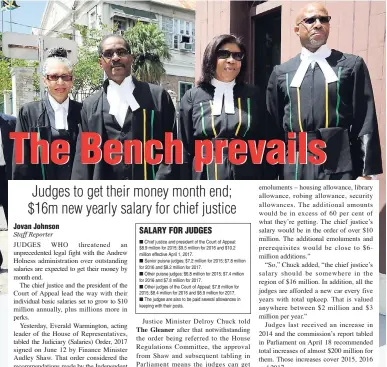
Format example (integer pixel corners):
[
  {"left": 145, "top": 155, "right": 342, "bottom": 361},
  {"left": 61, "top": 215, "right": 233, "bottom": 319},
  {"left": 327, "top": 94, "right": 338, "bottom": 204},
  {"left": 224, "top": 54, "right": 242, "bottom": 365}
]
[
  {"left": 101, "top": 48, "right": 130, "bottom": 59},
  {"left": 46, "top": 74, "right": 73, "bottom": 82},
  {"left": 298, "top": 16, "right": 331, "bottom": 26},
  {"left": 216, "top": 50, "right": 245, "bottom": 61}
]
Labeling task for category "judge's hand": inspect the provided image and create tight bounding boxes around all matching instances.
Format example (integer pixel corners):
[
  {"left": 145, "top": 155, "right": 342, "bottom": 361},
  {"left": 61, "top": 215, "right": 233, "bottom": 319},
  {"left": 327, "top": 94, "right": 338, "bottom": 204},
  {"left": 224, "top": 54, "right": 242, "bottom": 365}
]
[{"left": 357, "top": 176, "right": 373, "bottom": 180}]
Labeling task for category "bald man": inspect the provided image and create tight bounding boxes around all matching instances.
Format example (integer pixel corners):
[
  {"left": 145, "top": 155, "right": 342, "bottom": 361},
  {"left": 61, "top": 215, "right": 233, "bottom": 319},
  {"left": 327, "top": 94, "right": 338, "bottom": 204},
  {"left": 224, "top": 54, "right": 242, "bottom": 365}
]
[{"left": 266, "top": 2, "right": 382, "bottom": 180}]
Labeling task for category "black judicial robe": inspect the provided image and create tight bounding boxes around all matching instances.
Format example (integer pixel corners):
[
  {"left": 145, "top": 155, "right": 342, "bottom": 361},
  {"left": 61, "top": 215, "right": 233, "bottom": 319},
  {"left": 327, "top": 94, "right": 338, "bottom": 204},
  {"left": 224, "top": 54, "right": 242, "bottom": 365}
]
[
  {"left": 0, "top": 113, "right": 16, "bottom": 180},
  {"left": 0, "top": 113, "right": 16, "bottom": 223},
  {"left": 158, "top": 82, "right": 269, "bottom": 180},
  {"left": 71, "top": 77, "right": 175, "bottom": 180},
  {"left": 12, "top": 97, "right": 81, "bottom": 180},
  {"left": 266, "top": 50, "right": 383, "bottom": 180}
]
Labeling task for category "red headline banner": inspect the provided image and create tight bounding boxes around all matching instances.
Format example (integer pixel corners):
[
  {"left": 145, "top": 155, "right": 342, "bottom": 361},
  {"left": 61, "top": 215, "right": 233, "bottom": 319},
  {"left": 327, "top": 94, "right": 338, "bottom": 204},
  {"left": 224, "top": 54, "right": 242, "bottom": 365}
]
[{"left": 10, "top": 132, "right": 327, "bottom": 172}]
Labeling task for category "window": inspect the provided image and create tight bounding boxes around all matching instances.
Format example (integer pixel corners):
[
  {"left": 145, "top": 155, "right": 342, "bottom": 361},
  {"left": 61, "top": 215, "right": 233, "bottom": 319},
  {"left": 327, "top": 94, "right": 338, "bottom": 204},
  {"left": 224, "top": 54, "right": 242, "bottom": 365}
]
[
  {"left": 127, "top": 19, "right": 136, "bottom": 28},
  {"left": 162, "top": 16, "right": 174, "bottom": 50},
  {"left": 112, "top": 17, "right": 136, "bottom": 35},
  {"left": 113, "top": 18, "right": 127, "bottom": 35},
  {"left": 161, "top": 16, "right": 195, "bottom": 52},
  {"left": 174, "top": 34, "right": 179, "bottom": 49},
  {"left": 89, "top": 10, "right": 97, "bottom": 29},
  {"left": 179, "top": 81, "right": 193, "bottom": 101}
]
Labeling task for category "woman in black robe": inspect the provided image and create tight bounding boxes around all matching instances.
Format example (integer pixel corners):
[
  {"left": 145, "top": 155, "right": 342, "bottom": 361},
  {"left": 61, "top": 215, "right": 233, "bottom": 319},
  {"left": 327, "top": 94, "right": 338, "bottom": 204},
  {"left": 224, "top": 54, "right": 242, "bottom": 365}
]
[
  {"left": 12, "top": 47, "right": 82, "bottom": 180},
  {"left": 158, "top": 34, "right": 272, "bottom": 180}
]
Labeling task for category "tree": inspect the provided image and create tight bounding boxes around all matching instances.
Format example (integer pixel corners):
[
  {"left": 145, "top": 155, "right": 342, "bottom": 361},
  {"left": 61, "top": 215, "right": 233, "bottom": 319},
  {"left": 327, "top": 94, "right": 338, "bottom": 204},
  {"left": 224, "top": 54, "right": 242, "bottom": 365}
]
[
  {"left": 124, "top": 22, "right": 171, "bottom": 84},
  {"left": 70, "top": 24, "right": 105, "bottom": 100}
]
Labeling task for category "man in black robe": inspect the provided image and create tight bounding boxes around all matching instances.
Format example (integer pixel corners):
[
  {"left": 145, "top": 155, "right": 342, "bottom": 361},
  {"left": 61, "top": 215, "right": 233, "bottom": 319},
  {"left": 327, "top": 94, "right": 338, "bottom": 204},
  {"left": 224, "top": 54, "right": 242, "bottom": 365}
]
[
  {"left": 266, "top": 2, "right": 383, "bottom": 180},
  {"left": 0, "top": 113, "right": 16, "bottom": 225},
  {"left": 71, "top": 35, "right": 175, "bottom": 180}
]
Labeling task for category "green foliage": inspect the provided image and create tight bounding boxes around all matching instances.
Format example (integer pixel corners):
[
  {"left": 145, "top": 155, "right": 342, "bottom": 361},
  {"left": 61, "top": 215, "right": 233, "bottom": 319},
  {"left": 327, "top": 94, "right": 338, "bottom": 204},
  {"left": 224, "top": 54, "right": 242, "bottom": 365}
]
[
  {"left": 70, "top": 23, "right": 106, "bottom": 100},
  {"left": 0, "top": 57, "right": 13, "bottom": 91},
  {"left": 58, "top": 32, "right": 73, "bottom": 40},
  {"left": 125, "top": 22, "right": 171, "bottom": 84}
]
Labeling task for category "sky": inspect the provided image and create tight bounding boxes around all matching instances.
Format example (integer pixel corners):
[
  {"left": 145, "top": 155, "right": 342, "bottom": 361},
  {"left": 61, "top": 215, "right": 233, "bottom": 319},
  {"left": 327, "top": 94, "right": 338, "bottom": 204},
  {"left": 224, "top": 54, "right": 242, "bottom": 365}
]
[{"left": 0, "top": 1, "right": 47, "bottom": 34}]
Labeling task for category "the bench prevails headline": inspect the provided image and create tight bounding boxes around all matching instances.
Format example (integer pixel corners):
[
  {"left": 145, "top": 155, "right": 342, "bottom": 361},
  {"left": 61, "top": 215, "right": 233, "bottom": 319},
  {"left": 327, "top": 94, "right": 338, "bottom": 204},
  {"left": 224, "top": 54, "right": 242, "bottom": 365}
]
[{"left": 9, "top": 132, "right": 327, "bottom": 172}]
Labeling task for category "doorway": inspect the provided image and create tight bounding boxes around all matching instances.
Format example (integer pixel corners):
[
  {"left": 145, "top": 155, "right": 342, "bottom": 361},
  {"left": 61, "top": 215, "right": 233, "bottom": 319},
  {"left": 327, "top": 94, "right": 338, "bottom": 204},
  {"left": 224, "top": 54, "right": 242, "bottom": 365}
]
[{"left": 254, "top": 7, "right": 281, "bottom": 109}]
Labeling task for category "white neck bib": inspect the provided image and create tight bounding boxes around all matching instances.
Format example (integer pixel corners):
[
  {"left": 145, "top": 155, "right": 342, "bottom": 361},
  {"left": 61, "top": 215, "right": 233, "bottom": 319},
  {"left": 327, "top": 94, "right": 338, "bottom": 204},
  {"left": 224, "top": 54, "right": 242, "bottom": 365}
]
[
  {"left": 107, "top": 75, "right": 140, "bottom": 127},
  {"left": 211, "top": 78, "right": 236, "bottom": 115},
  {"left": 290, "top": 45, "right": 338, "bottom": 88}
]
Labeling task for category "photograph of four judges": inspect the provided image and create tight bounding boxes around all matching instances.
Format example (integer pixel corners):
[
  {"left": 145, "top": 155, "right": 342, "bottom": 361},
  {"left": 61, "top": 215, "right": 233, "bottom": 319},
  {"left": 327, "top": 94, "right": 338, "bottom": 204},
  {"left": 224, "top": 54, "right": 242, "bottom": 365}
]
[{"left": 4, "top": 2, "right": 383, "bottom": 185}]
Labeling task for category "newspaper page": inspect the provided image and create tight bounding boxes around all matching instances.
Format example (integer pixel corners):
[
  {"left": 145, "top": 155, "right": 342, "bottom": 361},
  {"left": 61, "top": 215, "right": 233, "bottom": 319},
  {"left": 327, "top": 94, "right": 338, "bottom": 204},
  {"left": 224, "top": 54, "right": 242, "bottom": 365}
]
[
  {"left": 1, "top": 180, "right": 383, "bottom": 367},
  {"left": 0, "top": 0, "right": 386, "bottom": 367}
]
